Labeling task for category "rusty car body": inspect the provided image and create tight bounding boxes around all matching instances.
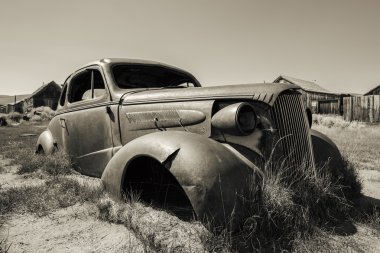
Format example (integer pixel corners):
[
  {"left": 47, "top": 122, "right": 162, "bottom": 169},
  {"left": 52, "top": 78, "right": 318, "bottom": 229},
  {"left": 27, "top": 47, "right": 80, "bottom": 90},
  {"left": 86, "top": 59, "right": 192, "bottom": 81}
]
[{"left": 37, "top": 58, "right": 343, "bottom": 227}]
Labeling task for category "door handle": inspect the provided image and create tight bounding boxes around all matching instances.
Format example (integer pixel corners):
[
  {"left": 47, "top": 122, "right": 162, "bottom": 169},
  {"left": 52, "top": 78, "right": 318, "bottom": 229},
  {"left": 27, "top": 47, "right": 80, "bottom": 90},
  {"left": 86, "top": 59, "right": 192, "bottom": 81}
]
[{"left": 59, "top": 118, "right": 67, "bottom": 128}]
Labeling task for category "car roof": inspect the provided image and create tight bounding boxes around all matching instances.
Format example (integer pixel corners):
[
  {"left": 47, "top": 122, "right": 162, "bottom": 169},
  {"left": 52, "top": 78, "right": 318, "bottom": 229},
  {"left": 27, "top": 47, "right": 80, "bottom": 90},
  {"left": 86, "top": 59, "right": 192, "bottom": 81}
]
[
  {"left": 78, "top": 58, "right": 201, "bottom": 86},
  {"left": 81, "top": 58, "right": 188, "bottom": 72}
]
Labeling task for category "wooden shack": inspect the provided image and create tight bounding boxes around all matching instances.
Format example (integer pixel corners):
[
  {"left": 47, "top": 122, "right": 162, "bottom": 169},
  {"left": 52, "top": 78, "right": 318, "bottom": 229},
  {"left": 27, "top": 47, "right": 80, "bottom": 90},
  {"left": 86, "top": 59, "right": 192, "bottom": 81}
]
[
  {"left": 273, "top": 75, "right": 341, "bottom": 114},
  {"left": 24, "top": 81, "right": 62, "bottom": 111},
  {"left": 365, "top": 85, "right": 380, "bottom": 96},
  {"left": 0, "top": 81, "right": 61, "bottom": 114},
  {"left": 343, "top": 95, "right": 380, "bottom": 123}
]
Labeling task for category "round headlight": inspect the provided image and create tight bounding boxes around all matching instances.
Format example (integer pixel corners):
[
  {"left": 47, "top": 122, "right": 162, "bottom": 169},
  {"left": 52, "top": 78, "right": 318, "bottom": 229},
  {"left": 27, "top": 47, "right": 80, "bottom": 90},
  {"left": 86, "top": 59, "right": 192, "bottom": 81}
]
[
  {"left": 236, "top": 103, "right": 257, "bottom": 135},
  {"left": 211, "top": 102, "right": 257, "bottom": 136}
]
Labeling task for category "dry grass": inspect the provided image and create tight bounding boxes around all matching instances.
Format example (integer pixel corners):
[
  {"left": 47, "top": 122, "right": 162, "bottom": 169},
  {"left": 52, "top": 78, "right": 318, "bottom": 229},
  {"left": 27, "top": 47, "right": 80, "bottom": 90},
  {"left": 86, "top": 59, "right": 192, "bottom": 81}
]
[
  {"left": 26, "top": 106, "right": 55, "bottom": 121},
  {"left": 312, "top": 114, "right": 380, "bottom": 171},
  {"left": 0, "top": 236, "right": 11, "bottom": 253},
  {"left": 0, "top": 177, "right": 104, "bottom": 217},
  {"left": 0, "top": 115, "right": 379, "bottom": 252},
  {"left": 15, "top": 149, "right": 72, "bottom": 176},
  {"left": 97, "top": 195, "right": 211, "bottom": 252},
  {"left": 6, "top": 112, "right": 22, "bottom": 123},
  {"left": 231, "top": 155, "right": 362, "bottom": 251},
  {"left": 312, "top": 114, "right": 365, "bottom": 129}
]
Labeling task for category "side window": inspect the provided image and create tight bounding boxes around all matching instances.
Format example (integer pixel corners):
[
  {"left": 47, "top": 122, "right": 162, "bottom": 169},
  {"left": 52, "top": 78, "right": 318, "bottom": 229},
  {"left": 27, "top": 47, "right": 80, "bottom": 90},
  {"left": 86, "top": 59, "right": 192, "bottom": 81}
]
[
  {"left": 68, "top": 69, "right": 106, "bottom": 103},
  {"left": 59, "top": 84, "right": 68, "bottom": 106}
]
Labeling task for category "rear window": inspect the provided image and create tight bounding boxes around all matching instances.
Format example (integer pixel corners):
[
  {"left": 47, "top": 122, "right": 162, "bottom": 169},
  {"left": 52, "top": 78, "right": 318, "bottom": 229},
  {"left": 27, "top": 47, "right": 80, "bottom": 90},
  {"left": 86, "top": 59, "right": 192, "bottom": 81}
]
[{"left": 112, "top": 65, "right": 196, "bottom": 89}]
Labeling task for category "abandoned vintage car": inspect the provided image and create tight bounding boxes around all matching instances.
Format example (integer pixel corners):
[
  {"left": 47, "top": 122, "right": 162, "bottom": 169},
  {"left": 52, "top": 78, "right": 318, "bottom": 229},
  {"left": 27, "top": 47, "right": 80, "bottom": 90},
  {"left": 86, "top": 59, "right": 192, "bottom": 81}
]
[{"left": 36, "top": 58, "right": 343, "bottom": 226}]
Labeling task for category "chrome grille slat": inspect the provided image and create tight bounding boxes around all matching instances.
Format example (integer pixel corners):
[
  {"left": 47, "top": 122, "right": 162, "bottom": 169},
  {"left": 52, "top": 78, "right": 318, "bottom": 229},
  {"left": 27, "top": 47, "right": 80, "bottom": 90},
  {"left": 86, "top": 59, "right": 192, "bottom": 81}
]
[
  {"left": 291, "top": 94, "right": 304, "bottom": 165},
  {"left": 280, "top": 96, "right": 295, "bottom": 166},
  {"left": 275, "top": 97, "right": 288, "bottom": 164},
  {"left": 270, "top": 93, "right": 314, "bottom": 170}
]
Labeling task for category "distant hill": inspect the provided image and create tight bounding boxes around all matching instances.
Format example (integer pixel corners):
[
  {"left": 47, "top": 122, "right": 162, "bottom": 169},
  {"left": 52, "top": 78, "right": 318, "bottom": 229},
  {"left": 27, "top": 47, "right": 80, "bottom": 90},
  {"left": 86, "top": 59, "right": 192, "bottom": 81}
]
[{"left": 0, "top": 94, "right": 31, "bottom": 106}]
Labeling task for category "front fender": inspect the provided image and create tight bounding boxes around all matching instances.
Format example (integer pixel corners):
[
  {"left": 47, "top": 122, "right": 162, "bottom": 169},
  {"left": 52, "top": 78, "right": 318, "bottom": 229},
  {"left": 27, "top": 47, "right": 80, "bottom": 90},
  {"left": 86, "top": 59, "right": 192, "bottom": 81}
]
[
  {"left": 311, "top": 129, "right": 343, "bottom": 171},
  {"left": 101, "top": 131, "right": 261, "bottom": 226},
  {"left": 36, "top": 130, "right": 56, "bottom": 154}
]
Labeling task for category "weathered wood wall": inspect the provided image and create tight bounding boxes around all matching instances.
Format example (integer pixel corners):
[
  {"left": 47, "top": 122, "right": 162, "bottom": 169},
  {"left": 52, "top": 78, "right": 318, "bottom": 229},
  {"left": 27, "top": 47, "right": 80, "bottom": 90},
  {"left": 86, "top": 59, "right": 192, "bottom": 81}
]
[
  {"left": 300, "top": 90, "right": 340, "bottom": 114},
  {"left": 343, "top": 95, "right": 380, "bottom": 122},
  {"left": 318, "top": 99, "right": 340, "bottom": 114}
]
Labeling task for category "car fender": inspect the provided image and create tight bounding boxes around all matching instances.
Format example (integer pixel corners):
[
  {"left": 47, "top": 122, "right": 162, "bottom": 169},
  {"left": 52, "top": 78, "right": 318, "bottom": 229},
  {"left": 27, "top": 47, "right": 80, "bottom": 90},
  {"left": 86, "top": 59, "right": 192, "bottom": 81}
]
[
  {"left": 36, "top": 130, "right": 56, "bottom": 154},
  {"left": 310, "top": 129, "right": 343, "bottom": 170},
  {"left": 101, "top": 131, "right": 261, "bottom": 226}
]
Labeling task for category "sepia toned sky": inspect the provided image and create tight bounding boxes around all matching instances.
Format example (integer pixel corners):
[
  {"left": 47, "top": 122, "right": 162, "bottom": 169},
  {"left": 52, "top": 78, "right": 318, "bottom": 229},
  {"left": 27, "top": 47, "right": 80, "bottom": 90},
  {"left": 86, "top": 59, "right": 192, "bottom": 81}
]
[{"left": 0, "top": 0, "right": 379, "bottom": 95}]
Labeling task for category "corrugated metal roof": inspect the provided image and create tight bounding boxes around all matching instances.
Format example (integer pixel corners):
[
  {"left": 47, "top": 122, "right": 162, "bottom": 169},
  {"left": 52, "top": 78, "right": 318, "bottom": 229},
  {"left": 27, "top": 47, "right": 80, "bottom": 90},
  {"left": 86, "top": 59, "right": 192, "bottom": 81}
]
[{"left": 273, "top": 75, "right": 334, "bottom": 94}]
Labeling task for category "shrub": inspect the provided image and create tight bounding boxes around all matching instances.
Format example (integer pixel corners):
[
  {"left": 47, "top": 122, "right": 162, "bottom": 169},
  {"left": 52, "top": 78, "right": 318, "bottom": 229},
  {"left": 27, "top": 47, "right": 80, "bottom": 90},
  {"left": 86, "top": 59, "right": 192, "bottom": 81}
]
[
  {"left": 7, "top": 112, "right": 22, "bottom": 122},
  {"left": 96, "top": 195, "right": 210, "bottom": 252},
  {"left": 29, "top": 107, "right": 55, "bottom": 121},
  {"left": 312, "top": 114, "right": 364, "bottom": 129},
  {"left": 16, "top": 149, "right": 72, "bottom": 176},
  {"left": 237, "top": 154, "right": 361, "bottom": 251},
  {"left": 0, "top": 114, "right": 7, "bottom": 126},
  {"left": 30, "top": 115, "right": 42, "bottom": 122},
  {"left": 0, "top": 177, "right": 104, "bottom": 216}
]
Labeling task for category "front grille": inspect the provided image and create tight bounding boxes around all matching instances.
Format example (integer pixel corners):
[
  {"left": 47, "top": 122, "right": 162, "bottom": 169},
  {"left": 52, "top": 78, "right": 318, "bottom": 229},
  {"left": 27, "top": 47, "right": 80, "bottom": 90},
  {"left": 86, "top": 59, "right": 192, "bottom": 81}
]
[{"left": 270, "top": 93, "right": 315, "bottom": 170}]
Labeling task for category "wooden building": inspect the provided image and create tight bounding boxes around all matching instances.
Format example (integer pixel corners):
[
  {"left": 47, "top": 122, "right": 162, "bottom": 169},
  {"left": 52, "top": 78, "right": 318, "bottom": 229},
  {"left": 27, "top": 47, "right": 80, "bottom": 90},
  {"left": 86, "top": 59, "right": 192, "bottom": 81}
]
[
  {"left": 273, "top": 75, "right": 341, "bottom": 114},
  {"left": 0, "top": 94, "right": 30, "bottom": 114},
  {"left": 0, "top": 81, "right": 61, "bottom": 114},
  {"left": 24, "top": 81, "right": 62, "bottom": 111},
  {"left": 365, "top": 85, "right": 380, "bottom": 96},
  {"left": 343, "top": 95, "right": 380, "bottom": 123}
]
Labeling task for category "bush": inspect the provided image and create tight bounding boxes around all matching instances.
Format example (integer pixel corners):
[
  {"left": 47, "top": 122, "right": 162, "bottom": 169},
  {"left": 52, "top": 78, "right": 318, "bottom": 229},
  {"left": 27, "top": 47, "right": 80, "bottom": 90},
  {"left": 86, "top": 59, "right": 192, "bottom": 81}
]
[
  {"left": 0, "top": 177, "right": 104, "bottom": 216},
  {"left": 237, "top": 155, "right": 362, "bottom": 251},
  {"left": 28, "top": 107, "right": 55, "bottom": 121},
  {"left": 0, "top": 114, "right": 7, "bottom": 126},
  {"left": 30, "top": 115, "right": 42, "bottom": 122},
  {"left": 312, "top": 114, "right": 364, "bottom": 129},
  {"left": 7, "top": 112, "right": 22, "bottom": 122},
  {"left": 16, "top": 149, "right": 72, "bottom": 176}
]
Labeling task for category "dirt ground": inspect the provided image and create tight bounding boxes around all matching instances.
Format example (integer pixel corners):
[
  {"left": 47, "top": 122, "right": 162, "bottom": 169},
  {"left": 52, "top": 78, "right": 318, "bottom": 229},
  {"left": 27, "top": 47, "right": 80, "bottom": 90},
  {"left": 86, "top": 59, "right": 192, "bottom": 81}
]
[
  {"left": 2, "top": 204, "right": 147, "bottom": 253},
  {"left": 0, "top": 155, "right": 207, "bottom": 253},
  {"left": 325, "top": 169, "right": 380, "bottom": 253},
  {"left": 1, "top": 121, "right": 380, "bottom": 252},
  {"left": 1, "top": 155, "right": 380, "bottom": 252}
]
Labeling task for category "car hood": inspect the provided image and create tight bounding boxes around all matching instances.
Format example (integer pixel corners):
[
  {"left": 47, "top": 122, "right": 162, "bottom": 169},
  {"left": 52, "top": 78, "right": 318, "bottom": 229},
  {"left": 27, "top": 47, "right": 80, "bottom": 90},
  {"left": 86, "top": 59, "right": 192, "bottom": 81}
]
[{"left": 119, "top": 83, "right": 300, "bottom": 106}]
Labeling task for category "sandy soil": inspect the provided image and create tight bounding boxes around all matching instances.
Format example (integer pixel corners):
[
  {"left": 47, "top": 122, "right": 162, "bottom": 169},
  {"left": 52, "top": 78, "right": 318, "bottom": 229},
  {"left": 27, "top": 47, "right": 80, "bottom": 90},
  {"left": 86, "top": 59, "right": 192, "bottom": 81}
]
[
  {"left": 1, "top": 204, "right": 148, "bottom": 253},
  {"left": 0, "top": 156, "right": 207, "bottom": 253},
  {"left": 320, "top": 169, "right": 380, "bottom": 253},
  {"left": 0, "top": 156, "right": 44, "bottom": 191},
  {"left": 360, "top": 169, "right": 380, "bottom": 200},
  {"left": 1, "top": 155, "right": 380, "bottom": 252}
]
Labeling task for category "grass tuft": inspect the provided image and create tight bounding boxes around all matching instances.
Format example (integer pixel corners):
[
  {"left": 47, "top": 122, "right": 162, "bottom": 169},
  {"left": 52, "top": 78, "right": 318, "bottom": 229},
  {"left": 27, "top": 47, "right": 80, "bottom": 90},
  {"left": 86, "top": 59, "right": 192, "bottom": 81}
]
[
  {"left": 0, "top": 177, "right": 104, "bottom": 216},
  {"left": 312, "top": 114, "right": 364, "bottom": 129},
  {"left": 7, "top": 112, "right": 22, "bottom": 123},
  {"left": 233, "top": 154, "right": 362, "bottom": 251},
  {"left": 15, "top": 149, "right": 72, "bottom": 176},
  {"left": 0, "top": 236, "right": 12, "bottom": 253}
]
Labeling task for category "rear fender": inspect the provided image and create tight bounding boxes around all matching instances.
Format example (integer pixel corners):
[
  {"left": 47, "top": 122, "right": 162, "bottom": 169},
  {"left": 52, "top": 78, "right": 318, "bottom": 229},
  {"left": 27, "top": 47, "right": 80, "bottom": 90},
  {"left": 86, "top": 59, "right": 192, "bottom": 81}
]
[
  {"left": 36, "top": 130, "right": 56, "bottom": 154},
  {"left": 101, "top": 131, "right": 262, "bottom": 227}
]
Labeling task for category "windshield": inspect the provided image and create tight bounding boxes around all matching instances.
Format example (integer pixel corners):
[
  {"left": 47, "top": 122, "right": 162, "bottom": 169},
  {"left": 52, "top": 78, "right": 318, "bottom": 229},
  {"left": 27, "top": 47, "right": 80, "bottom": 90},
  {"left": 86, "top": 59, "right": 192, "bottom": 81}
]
[{"left": 112, "top": 64, "right": 198, "bottom": 89}]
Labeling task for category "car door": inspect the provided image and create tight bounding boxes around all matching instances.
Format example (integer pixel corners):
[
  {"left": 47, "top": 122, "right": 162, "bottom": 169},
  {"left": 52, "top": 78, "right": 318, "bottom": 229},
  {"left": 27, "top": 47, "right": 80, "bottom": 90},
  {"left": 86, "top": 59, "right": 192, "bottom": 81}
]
[{"left": 61, "top": 66, "right": 114, "bottom": 177}]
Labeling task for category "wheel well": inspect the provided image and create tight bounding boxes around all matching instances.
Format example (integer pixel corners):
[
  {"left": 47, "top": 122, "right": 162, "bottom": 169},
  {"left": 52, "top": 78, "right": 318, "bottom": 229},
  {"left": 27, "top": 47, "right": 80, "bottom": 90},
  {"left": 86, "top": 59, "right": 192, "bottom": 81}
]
[
  {"left": 36, "top": 144, "right": 44, "bottom": 154},
  {"left": 123, "top": 156, "right": 195, "bottom": 221}
]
